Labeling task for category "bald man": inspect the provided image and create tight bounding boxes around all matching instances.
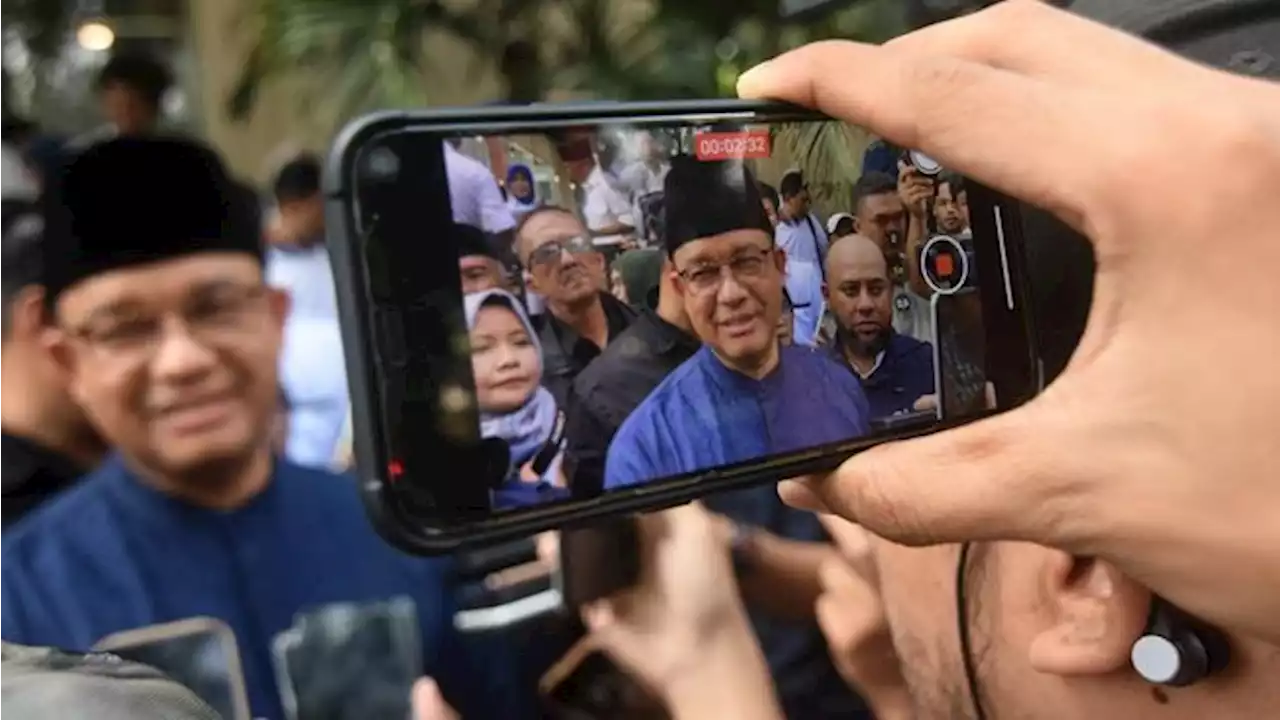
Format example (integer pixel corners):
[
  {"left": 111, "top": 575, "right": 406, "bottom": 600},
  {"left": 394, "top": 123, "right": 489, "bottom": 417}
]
[{"left": 823, "top": 235, "right": 935, "bottom": 419}]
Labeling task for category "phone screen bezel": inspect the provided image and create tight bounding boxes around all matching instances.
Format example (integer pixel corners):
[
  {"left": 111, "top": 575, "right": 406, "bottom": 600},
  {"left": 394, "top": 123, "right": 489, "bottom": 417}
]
[{"left": 324, "top": 100, "right": 1041, "bottom": 554}]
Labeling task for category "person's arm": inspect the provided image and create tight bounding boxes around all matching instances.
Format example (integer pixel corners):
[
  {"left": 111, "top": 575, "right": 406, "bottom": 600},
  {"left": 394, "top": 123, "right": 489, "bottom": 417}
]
[
  {"left": 659, "top": 617, "right": 783, "bottom": 720},
  {"left": 475, "top": 175, "right": 517, "bottom": 235},
  {"left": 563, "top": 389, "right": 609, "bottom": 498},
  {"left": 602, "top": 417, "right": 660, "bottom": 491},
  {"left": 730, "top": 526, "right": 838, "bottom": 621}
]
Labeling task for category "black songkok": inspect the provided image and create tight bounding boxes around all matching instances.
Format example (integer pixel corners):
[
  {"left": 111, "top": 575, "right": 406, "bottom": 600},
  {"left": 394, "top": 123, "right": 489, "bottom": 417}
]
[
  {"left": 42, "top": 136, "right": 262, "bottom": 306},
  {"left": 661, "top": 155, "right": 773, "bottom": 257}
]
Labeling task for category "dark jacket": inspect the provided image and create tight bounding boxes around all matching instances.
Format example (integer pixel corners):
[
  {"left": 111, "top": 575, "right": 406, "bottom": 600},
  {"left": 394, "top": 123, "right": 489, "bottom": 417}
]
[
  {"left": 1, "top": 433, "right": 87, "bottom": 531},
  {"left": 536, "top": 292, "right": 636, "bottom": 408}
]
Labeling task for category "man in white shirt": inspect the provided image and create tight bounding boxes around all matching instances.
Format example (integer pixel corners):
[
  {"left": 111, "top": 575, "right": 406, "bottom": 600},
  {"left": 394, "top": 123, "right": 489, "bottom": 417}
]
[
  {"left": 774, "top": 169, "right": 828, "bottom": 346},
  {"left": 264, "top": 154, "right": 349, "bottom": 468},
  {"left": 442, "top": 139, "right": 517, "bottom": 236},
  {"left": 552, "top": 131, "right": 635, "bottom": 259}
]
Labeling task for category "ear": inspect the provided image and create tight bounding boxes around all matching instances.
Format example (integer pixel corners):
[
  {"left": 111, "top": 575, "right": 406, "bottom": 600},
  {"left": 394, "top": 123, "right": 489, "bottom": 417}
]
[
  {"left": 668, "top": 268, "right": 688, "bottom": 301},
  {"left": 1027, "top": 554, "right": 1150, "bottom": 677},
  {"left": 821, "top": 281, "right": 830, "bottom": 302},
  {"left": 8, "top": 286, "right": 49, "bottom": 341},
  {"left": 267, "top": 288, "right": 292, "bottom": 331}
]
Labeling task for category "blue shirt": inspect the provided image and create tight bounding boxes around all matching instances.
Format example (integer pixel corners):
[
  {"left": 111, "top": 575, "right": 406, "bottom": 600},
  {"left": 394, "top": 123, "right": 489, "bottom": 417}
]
[
  {"left": 605, "top": 344, "right": 871, "bottom": 489},
  {"left": 0, "top": 456, "right": 482, "bottom": 720},
  {"left": 839, "top": 332, "right": 937, "bottom": 420}
]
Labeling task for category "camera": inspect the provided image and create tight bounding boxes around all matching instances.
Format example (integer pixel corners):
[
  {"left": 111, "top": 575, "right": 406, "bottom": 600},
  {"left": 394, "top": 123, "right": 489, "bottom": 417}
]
[
  {"left": 902, "top": 149, "right": 943, "bottom": 177},
  {"left": 920, "top": 233, "right": 977, "bottom": 294}
]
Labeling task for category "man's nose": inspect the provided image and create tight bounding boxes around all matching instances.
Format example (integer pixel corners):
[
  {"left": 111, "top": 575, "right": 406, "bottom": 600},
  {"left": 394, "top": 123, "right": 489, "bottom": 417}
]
[
  {"left": 150, "top": 320, "right": 219, "bottom": 381},
  {"left": 715, "top": 273, "right": 750, "bottom": 306}
]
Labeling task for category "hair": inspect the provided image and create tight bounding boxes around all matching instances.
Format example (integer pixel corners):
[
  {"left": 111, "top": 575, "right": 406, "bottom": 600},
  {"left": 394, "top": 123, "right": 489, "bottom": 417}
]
[
  {"left": 512, "top": 204, "right": 579, "bottom": 262},
  {"left": 1, "top": 205, "right": 45, "bottom": 341},
  {"left": 758, "top": 182, "right": 779, "bottom": 208},
  {"left": 938, "top": 171, "right": 967, "bottom": 198},
  {"left": 95, "top": 53, "right": 172, "bottom": 109},
  {"left": 778, "top": 170, "right": 805, "bottom": 199},
  {"left": 1, "top": 115, "right": 38, "bottom": 146},
  {"left": 272, "top": 154, "right": 322, "bottom": 204},
  {"left": 851, "top": 171, "right": 898, "bottom": 213}
]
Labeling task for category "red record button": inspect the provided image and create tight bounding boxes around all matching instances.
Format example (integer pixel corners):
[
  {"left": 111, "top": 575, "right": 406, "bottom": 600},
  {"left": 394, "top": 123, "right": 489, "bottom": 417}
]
[{"left": 695, "top": 130, "right": 772, "bottom": 161}]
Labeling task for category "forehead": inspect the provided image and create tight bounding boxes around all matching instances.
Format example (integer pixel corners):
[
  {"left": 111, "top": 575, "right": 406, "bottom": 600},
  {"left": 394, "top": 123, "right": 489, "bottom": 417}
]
[
  {"left": 459, "top": 255, "right": 496, "bottom": 272},
  {"left": 673, "top": 228, "right": 772, "bottom": 265},
  {"left": 830, "top": 250, "right": 888, "bottom": 284},
  {"left": 56, "top": 252, "right": 262, "bottom": 320},
  {"left": 859, "top": 192, "right": 902, "bottom": 217},
  {"left": 519, "top": 211, "right": 584, "bottom": 250},
  {"left": 474, "top": 303, "right": 524, "bottom": 330}
]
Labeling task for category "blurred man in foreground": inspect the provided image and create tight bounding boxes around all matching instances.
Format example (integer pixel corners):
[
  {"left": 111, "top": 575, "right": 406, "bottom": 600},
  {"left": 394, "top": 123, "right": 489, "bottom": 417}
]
[{"left": 0, "top": 137, "right": 487, "bottom": 718}]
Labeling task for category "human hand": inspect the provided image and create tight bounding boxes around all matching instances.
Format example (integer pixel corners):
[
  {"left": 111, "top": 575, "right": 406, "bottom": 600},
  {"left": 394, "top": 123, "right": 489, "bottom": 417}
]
[
  {"left": 814, "top": 519, "right": 911, "bottom": 720},
  {"left": 582, "top": 505, "right": 743, "bottom": 690},
  {"left": 742, "top": 0, "right": 1280, "bottom": 642},
  {"left": 896, "top": 162, "right": 933, "bottom": 218},
  {"left": 411, "top": 678, "right": 459, "bottom": 720}
]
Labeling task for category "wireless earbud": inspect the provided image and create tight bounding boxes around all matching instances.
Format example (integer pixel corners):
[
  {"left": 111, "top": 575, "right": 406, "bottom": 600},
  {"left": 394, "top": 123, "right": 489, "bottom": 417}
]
[{"left": 1130, "top": 598, "right": 1230, "bottom": 687}]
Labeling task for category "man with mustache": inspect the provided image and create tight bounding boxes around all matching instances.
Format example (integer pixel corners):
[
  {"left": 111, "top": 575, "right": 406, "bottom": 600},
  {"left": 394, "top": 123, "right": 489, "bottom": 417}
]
[
  {"left": 603, "top": 157, "right": 870, "bottom": 490},
  {"left": 823, "top": 235, "right": 935, "bottom": 419},
  {"left": 515, "top": 207, "right": 635, "bottom": 405}
]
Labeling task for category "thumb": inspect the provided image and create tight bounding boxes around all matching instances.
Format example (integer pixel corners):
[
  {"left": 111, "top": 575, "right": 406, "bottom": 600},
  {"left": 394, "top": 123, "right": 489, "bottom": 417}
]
[
  {"left": 809, "top": 397, "right": 1086, "bottom": 546},
  {"left": 412, "top": 678, "right": 460, "bottom": 720}
]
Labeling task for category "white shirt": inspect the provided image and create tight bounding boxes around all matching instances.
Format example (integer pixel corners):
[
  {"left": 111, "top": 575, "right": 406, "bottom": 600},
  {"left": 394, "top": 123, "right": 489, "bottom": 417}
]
[
  {"left": 620, "top": 161, "right": 669, "bottom": 196},
  {"left": 443, "top": 142, "right": 517, "bottom": 233},
  {"left": 581, "top": 165, "right": 635, "bottom": 247},
  {"left": 266, "top": 245, "right": 338, "bottom": 321},
  {"left": 893, "top": 286, "right": 935, "bottom": 345},
  {"left": 279, "top": 317, "right": 350, "bottom": 469}
]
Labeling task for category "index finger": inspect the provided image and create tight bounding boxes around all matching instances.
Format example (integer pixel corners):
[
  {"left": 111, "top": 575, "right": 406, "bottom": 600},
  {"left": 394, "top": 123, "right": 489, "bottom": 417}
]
[{"left": 738, "top": 42, "right": 1091, "bottom": 226}]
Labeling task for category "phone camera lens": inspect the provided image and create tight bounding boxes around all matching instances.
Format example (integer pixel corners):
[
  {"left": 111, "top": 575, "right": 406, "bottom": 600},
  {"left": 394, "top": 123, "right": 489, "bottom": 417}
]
[{"left": 364, "top": 147, "right": 401, "bottom": 183}]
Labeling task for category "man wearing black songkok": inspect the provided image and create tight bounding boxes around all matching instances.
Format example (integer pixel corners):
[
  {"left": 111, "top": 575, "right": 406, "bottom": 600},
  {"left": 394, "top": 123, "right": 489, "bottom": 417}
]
[
  {"left": 603, "top": 155, "right": 871, "bottom": 488},
  {"left": 1, "top": 137, "right": 495, "bottom": 720}
]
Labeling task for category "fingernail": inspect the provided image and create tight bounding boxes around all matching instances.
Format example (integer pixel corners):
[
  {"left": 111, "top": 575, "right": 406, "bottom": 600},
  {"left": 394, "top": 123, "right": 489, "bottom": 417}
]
[
  {"left": 736, "top": 61, "right": 774, "bottom": 97},
  {"left": 778, "top": 479, "right": 828, "bottom": 512}
]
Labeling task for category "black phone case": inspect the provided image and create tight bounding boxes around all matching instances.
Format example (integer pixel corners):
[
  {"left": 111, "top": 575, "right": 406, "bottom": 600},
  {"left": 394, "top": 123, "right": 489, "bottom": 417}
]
[{"left": 323, "top": 99, "right": 1042, "bottom": 555}]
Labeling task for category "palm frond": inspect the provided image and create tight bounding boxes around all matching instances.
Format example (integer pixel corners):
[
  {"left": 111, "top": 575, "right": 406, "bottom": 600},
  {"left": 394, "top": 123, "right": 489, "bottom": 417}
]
[{"left": 774, "top": 121, "right": 871, "bottom": 217}]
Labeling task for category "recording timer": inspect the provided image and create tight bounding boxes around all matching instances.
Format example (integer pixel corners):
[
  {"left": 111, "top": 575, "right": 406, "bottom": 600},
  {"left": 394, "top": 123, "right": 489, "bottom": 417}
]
[{"left": 694, "top": 130, "right": 772, "bottom": 161}]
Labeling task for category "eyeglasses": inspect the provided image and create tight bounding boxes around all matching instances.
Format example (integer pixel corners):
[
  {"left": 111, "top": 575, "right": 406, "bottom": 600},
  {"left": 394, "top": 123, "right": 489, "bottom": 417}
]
[
  {"left": 676, "top": 247, "right": 774, "bottom": 295},
  {"left": 67, "top": 284, "right": 270, "bottom": 363},
  {"left": 526, "top": 236, "right": 596, "bottom": 268}
]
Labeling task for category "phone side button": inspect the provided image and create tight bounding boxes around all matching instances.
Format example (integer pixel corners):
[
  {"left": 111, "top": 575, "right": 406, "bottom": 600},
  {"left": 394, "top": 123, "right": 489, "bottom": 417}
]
[{"left": 993, "top": 205, "right": 1015, "bottom": 310}]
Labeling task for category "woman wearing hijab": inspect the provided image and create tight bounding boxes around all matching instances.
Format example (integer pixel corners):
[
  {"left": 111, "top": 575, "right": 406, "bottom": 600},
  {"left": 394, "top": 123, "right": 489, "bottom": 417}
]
[
  {"left": 465, "top": 288, "right": 570, "bottom": 510},
  {"left": 504, "top": 164, "right": 539, "bottom": 219}
]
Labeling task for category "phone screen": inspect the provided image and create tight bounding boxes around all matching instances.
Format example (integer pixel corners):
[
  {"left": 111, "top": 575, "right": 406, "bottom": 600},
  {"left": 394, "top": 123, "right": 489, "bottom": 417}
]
[
  {"left": 96, "top": 621, "right": 247, "bottom": 720},
  {"left": 348, "top": 115, "right": 1027, "bottom": 520}
]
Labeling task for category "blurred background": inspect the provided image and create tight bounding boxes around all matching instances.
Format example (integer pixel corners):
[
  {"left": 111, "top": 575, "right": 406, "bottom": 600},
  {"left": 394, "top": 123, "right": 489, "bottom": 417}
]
[{"left": 2, "top": 0, "right": 992, "bottom": 213}]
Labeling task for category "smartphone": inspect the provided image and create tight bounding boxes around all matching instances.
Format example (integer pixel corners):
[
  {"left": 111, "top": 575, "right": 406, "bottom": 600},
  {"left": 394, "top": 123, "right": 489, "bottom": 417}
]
[
  {"left": 271, "top": 597, "right": 421, "bottom": 720},
  {"left": 538, "top": 638, "right": 667, "bottom": 720},
  {"left": 324, "top": 100, "right": 1039, "bottom": 552},
  {"left": 932, "top": 287, "right": 990, "bottom": 419},
  {"left": 94, "top": 617, "right": 251, "bottom": 720}
]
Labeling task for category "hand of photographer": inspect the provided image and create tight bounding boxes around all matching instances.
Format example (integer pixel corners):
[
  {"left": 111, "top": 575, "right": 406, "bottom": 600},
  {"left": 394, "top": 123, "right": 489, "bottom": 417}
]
[
  {"left": 583, "top": 504, "right": 782, "bottom": 720},
  {"left": 740, "top": 0, "right": 1280, "bottom": 642}
]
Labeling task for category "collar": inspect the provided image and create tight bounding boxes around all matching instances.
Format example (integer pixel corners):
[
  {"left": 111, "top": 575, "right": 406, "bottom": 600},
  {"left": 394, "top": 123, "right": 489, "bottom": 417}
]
[
  {"left": 97, "top": 453, "right": 284, "bottom": 528},
  {"left": 269, "top": 240, "right": 326, "bottom": 256},
  {"left": 834, "top": 329, "right": 900, "bottom": 385},
  {"left": 545, "top": 292, "right": 633, "bottom": 351},
  {"left": 695, "top": 343, "right": 791, "bottom": 395}
]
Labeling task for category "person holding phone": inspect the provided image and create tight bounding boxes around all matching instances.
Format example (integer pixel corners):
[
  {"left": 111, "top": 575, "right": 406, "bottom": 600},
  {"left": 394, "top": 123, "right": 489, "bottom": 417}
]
[
  {"left": 603, "top": 157, "right": 870, "bottom": 490},
  {"left": 743, "top": 0, "right": 1280, "bottom": 673},
  {"left": 0, "top": 137, "right": 494, "bottom": 720}
]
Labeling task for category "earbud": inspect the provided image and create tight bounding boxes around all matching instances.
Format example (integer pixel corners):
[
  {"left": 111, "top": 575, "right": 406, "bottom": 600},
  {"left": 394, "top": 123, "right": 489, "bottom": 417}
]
[{"left": 1130, "top": 598, "right": 1230, "bottom": 687}]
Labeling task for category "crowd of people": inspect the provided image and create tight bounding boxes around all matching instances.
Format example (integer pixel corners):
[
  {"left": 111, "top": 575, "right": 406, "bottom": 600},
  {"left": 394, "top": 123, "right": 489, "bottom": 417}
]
[{"left": 3, "top": 1, "right": 1279, "bottom": 720}]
